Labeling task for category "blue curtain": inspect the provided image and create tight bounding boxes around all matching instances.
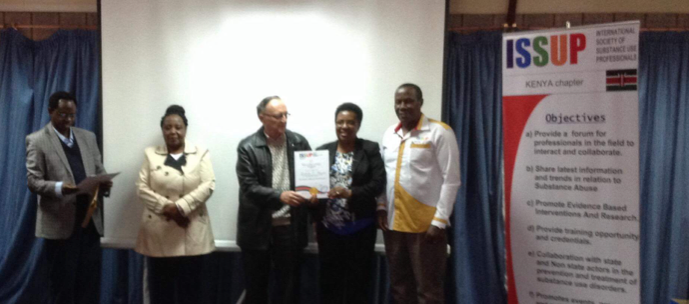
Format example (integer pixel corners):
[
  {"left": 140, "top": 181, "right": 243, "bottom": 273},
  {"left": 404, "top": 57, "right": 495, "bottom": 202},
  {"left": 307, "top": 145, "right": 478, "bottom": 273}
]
[
  {"left": 444, "top": 31, "right": 506, "bottom": 304},
  {"left": 638, "top": 32, "right": 689, "bottom": 304},
  {"left": 0, "top": 28, "right": 144, "bottom": 304},
  {"left": 443, "top": 30, "right": 689, "bottom": 304}
]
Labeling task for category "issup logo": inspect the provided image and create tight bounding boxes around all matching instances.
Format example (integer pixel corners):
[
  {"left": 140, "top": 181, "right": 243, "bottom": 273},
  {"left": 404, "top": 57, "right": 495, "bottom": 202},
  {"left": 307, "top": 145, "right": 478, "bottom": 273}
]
[
  {"left": 506, "top": 33, "right": 587, "bottom": 69},
  {"left": 299, "top": 152, "right": 314, "bottom": 159}
]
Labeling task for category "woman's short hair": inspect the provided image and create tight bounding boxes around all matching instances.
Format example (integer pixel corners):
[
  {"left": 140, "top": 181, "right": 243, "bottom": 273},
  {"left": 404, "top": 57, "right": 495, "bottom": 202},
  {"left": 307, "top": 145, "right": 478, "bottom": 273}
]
[
  {"left": 160, "top": 105, "right": 188, "bottom": 127},
  {"left": 335, "top": 102, "right": 363, "bottom": 125}
]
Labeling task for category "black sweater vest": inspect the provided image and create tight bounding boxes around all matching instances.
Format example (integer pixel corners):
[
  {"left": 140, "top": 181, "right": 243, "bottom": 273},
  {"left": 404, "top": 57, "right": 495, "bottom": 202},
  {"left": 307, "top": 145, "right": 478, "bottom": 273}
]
[
  {"left": 60, "top": 138, "right": 89, "bottom": 223},
  {"left": 60, "top": 138, "right": 86, "bottom": 185}
]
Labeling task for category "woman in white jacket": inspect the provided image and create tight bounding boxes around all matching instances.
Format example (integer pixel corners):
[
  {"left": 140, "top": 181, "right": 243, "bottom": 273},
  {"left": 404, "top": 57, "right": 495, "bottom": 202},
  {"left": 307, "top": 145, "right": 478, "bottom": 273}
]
[{"left": 135, "top": 105, "right": 215, "bottom": 304}]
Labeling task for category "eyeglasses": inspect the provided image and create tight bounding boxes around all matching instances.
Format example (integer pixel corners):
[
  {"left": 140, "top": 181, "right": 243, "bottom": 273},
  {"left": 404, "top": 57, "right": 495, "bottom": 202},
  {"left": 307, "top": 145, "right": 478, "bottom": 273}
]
[
  {"left": 57, "top": 112, "right": 76, "bottom": 119},
  {"left": 262, "top": 112, "right": 290, "bottom": 120}
]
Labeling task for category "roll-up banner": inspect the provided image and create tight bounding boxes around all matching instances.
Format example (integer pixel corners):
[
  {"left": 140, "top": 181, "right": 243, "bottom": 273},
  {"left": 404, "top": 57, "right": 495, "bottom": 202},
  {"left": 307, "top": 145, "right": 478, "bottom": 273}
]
[{"left": 503, "top": 21, "right": 640, "bottom": 304}]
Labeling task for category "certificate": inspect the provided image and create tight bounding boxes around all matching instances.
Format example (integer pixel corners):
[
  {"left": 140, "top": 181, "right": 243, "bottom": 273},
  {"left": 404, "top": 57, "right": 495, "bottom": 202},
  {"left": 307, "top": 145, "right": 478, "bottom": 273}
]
[
  {"left": 294, "top": 150, "right": 330, "bottom": 199},
  {"left": 76, "top": 172, "right": 120, "bottom": 195}
]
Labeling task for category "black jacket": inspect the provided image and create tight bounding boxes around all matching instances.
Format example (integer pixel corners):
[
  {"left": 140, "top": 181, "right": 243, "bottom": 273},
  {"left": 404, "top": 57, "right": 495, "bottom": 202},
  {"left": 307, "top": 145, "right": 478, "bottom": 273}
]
[
  {"left": 314, "top": 138, "right": 386, "bottom": 222},
  {"left": 236, "top": 128, "right": 311, "bottom": 250}
]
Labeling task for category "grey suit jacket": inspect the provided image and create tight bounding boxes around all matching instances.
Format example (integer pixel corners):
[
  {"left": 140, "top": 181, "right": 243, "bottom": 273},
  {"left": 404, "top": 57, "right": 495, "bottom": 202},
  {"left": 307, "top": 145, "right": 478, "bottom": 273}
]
[{"left": 26, "top": 123, "right": 107, "bottom": 239}]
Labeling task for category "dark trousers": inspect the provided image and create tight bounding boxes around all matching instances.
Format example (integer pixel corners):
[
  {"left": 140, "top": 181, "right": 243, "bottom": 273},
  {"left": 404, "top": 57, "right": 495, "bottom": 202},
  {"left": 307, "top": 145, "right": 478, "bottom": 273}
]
[
  {"left": 44, "top": 221, "right": 102, "bottom": 304},
  {"left": 241, "top": 225, "right": 301, "bottom": 304},
  {"left": 316, "top": 223, "right": 377, "bottom": 304},
  {"left": 384, "top": 230, "right": 448, "bottom": 304},
  {"left": 147, "top": 254, "right": 210, "bottom": 304}
]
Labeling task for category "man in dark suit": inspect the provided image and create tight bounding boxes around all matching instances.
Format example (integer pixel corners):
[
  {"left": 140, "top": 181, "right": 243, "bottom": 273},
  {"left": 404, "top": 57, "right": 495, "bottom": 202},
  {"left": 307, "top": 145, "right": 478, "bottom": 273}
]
[
  {"left": 25, "top": 91, "right": 111, "bottom": 304},
  {"left": 236, "top": 96, "right": 311, "bottom": 304}
]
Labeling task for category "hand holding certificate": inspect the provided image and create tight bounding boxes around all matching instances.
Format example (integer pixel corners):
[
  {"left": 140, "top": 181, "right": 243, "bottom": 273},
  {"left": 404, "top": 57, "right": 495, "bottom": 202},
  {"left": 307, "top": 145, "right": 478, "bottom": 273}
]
[
  {"left": 294, "top": 151, "right": 330, "bottom": 199},
  {"left": 79, "top": 172, "right": 119, "bottom": 228}
]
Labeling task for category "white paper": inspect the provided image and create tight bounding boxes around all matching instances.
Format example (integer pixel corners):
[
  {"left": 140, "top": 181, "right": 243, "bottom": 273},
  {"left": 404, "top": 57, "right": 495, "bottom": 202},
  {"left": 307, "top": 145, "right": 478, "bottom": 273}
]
[
  {"left": 76, "top": 172, "right": 120, "bottom": 195},
  {"left": 294, "top": 150, "right": 330, "bottom": 199}
]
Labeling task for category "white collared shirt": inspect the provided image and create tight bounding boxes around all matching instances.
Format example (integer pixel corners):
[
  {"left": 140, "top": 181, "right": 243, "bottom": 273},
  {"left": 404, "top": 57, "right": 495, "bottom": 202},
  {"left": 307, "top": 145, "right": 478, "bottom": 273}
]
[
  {"left": 53, "top": 126, "right": 74, "bottom": 147},
  {"left": 378, "top": 115, "right": 461, "bottom": 232}
]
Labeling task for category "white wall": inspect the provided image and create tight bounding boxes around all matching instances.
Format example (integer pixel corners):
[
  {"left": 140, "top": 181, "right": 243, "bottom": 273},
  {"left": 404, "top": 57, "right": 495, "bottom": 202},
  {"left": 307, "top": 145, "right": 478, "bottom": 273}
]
[{"left": 100, "top": 0, "right": 446, "bottom": 249}]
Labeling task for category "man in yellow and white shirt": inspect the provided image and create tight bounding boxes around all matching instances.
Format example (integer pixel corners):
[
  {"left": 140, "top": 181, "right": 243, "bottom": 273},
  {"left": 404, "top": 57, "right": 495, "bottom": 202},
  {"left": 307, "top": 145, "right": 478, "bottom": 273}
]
[{"left": 378, "top": 83, "right": 460, "bottom": 304}]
